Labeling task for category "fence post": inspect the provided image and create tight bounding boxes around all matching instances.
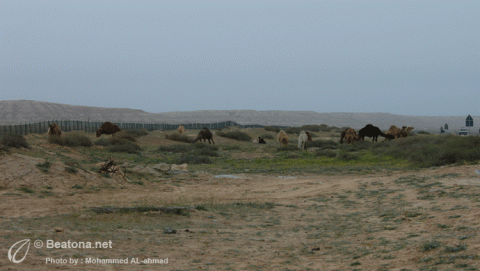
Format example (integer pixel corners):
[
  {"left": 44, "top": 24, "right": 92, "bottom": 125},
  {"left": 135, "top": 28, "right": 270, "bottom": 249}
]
[{"left": 0, "top": 120, "right": 249, "bottom": 136}]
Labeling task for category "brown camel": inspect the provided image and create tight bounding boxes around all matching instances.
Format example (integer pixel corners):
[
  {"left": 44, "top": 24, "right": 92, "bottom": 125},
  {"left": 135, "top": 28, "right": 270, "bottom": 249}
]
[
  {"left": 277, "top": 130, "right": 289, "bottom": 146},
  {"left": 47, "top": 123, "right": 62, "bottom": 137},
  {"left": 340, "top": 128, "right": 357, "bottom": 144},
  {"left": 385, "top": 125, "right": 414, "bottom": 139},
  {"left": 399, "top": 126, "right": 414, "bottom": 138},
  {"left": 305, "top": 131, "right": 313, "bottom": 142},
  {"left": 193, "top": 127, "right": 214, "bottom": 144},
  {"left": 96, "top": 122, "right": 122, "bottom": 137}
]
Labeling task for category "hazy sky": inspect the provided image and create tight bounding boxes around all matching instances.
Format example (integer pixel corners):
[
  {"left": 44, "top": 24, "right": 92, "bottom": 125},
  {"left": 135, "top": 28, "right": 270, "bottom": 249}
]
[{"left": 1, "top": 0, "right": 479, "bottom": 116}]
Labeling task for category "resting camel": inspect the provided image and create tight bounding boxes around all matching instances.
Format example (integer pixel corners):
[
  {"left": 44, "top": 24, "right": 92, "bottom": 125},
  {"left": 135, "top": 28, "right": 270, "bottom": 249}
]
[
  {"left": 277, "top": 130, "right": 289, "bottom": 146},
  {"left": 305, "top": 131, "right": 313, "bottom": 142},
  {"left": 399, "top": 126, "right": 414, "bottom": 138},
  {"left": 385, "top": 125, "right": 415, "bottom": 139},
  {"left": 47, "top": 123, "right": 62, "bottom": 137},
  {"left": 96, "top": 122, "right": 122, "bottom": 137},
  {"left": 298, "top": 131, "right": 309, "bottom": 150},
  {"left": 340, "top": 128, "right": 357, "bottom": 144},
  {"left": 385, "top": 125, "right": 402, "bottom": 139},
  {"left": 358, "top": 124, "right": 394, "bottom": 142},
  {"left": 177, "top": 125, "right": 185, "bottom": 134},
  {"left": 193, "top": 127, "right": 214, "bottom": 144}
]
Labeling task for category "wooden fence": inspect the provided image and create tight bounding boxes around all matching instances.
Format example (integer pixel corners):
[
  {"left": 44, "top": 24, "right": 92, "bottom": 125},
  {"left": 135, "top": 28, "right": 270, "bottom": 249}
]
[{"left": 0, "top": 120, "right": 265, "bottom": 136}]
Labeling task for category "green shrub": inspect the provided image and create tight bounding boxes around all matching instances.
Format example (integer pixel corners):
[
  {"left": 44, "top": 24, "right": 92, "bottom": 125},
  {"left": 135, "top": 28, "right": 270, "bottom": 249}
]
[
  {"left": 178, "top": 154, "right": 211, "bottom": 164},
  {"left": 300, "top": 125, "right": 322, "bottom": 132},
  {"left": 109, "top": 137, "right": 134, "bottom": 145},
  {"left": 309, "top": 140, "right": 338, "bottom": 150},
  {"left": 63, "top": 132, "right": 93, "bottom": 147},
  {"left": 158, "top": 143, "right": 218, "bottom": 157},
  {"left": 193, "top": 143, "right": 218, "bottom": 151},
  {"left": 19, "top": 187, "right": 35, "bottom": 193},
  {"left": 158, "top": 144, "right": 191, "bottom": 153},
  {"left": 2, "top": 134, "right": 30, "bottom": 148},
  {"left": 317, "top": 124, "right": 337, "bottom": 132},
  {"left": 222, "top": 144, "right": 241, "bottom": 150},
  {"left": 114, "top": 133, "right": 137, "bottom": 142},
  {"left": 336, "top": 150, "right": 360, "bottom": 161},
  {"left": 216, "top": 130, "right": 252, "bottom": 141},
  {"left": 276, "top": 145, "right": 299, "bottom": 152},
  {"left": 48, "top": 135, "right": 65, "bottom": 145},
  {"left": 339, "top": 140, "right": 372, "bottom": 151},
  {"left": 124, "top": 129, "right": 148, "bottom": 137},
  {"left": 280, "top": 152, "right": 302, "bottom": 159},
  {"left": 194, "top": 147, "right": 219, "bottom": 157},
  {"left": 108, "top": 142, "right": 142, "bottom": 154},
  {"left": 285, "top": 127, "right": 302, "bottom": 134},
  {"left": 65, "top": 166, "right": 78, "bottom": 173},
  {"left": 370, "top": 135, "right": 480, "bottom": 167},
  {"left": 315, "top": 149, "right": 337, "bottom": 158},
  {"left": 443, "top": 244, "right": 467, "bottom": 253},
  {"left": 94, "top": 138, "right": 111, "bottom": 146},
  {"left": 264, "top": 126, "right": 281, "bottom": 133},
  {"left": 195, "top": 205, "right": 208, "bottom": 211},
  {"left": 0, "top": 144, "right": 8, "bottom": 153},
  {"left": 36, "top": 161, "right": 52, "bottom": 172},
  {"left": 164, "top": 132, "right": 192, "bottom": 143},
  {"left": 421, "top": 240, "right": 441, "bottom": 252}
]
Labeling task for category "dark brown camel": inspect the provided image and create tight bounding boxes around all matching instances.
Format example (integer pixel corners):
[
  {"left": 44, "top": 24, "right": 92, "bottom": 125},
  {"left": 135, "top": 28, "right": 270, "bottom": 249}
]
[
  {"left": 96, "top": 122, "right": 122, "bottom": 137},
  {"left": 358, "top": 124, "right": 394, "bottom": 142},
  {"left": 193, "top": 127, "right": 214, "bottom": 144}
]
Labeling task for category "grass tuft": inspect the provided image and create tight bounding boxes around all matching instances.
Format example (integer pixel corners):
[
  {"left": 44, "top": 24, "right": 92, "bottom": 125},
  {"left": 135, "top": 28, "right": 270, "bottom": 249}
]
[
  {"left": 2, "top": 133, "right": 30, "bottom": 148},
  {"left": 216, "top": 130, "right": 252, "bottom": 141},
  {"left": 164, "top": 132, "right": 192, "bottom": 143}
]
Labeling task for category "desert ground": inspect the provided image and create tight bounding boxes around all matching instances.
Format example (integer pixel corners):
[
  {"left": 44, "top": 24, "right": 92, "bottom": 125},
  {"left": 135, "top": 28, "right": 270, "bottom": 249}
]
[{"left": 1, "top": 128, "right": 479, "bottom": 270}]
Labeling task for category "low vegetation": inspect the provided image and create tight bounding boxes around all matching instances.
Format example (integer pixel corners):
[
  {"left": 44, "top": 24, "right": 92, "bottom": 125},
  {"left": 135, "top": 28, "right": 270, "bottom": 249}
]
[
  {"left": 123, "top": 129, "right": 148, "bottom": 138},
  {"left": 164, "top": 132, "right": 192, "bottom": 143},
  {"left": 158, "top": 143, "right": 218, "bottom": 164},
  {"left": 2, "top": 126, "right": 480, "bottom": 270},
  {"left": 1, "top": 133, "right": 30, "bottom": 149},
  {"left": 4, "top": 127, "right": 480, "bottom": 173},
  {"left": 108, "top": 142, "right": 142, "bottom": 154},
  {"left": 48, "top": 132, "right": 93, "bottom": 147},
  {"left": 216, "top": 129, "right": 252, "bottom": 141},
  {"left": 369, "top": 134, "right": 480, "bottom": 167}
]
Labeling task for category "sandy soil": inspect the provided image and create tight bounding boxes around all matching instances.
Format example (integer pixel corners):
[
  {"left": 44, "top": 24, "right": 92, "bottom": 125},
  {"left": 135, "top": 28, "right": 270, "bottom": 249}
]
[{"left": 1, "top": 152, "right": 480, "bottom": 270}]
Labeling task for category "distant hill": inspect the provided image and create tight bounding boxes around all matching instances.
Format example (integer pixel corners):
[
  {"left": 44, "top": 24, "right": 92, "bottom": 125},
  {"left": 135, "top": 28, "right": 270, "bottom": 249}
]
[{"left": 0, "top": 100, "right": 477, "bottom": 134}]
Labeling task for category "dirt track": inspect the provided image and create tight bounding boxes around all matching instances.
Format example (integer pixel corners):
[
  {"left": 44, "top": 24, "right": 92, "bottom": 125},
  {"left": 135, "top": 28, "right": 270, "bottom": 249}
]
[{"left": 1, "top": 152, "right": 480, "bottom": 270}]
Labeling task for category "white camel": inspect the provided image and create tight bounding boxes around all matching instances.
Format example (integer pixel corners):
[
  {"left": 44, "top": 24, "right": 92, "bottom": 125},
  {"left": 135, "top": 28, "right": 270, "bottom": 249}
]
[{"left": 298, "top": 131, "right": 309, "bottom": 150}]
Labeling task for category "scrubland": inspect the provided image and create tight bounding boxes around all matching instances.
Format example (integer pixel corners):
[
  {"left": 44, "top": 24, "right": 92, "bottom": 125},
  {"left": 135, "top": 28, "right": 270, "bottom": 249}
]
[{"left": 1, "top": 126, "right": 480, "bottom": 270}]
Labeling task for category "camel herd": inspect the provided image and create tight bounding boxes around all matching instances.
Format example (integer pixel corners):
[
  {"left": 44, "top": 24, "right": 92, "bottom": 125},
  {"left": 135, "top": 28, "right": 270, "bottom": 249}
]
[
  {"left": 339, "top": 124, "right": 414, "bottom": 145},
  {"left": 47, "top": 121, "right": 123, "bottom": 139},
  {"left": 46, "top": 122, "right": 414, "bottom": 150}
]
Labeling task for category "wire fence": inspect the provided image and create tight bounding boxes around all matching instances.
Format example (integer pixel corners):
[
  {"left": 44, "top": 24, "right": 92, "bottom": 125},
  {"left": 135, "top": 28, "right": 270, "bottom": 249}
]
[{"left": 0, "top": 120, "right": 268, "bottom": 136}]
